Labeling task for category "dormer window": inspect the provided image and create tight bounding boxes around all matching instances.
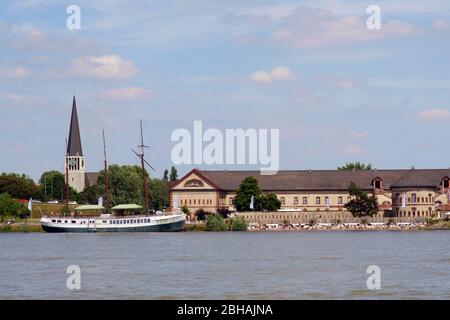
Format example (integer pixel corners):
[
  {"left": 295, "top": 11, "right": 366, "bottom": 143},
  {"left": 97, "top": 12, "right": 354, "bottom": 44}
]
[
  {"left": 372, "top": 177, "right": 383, "bottom": 189},
  {"left": 442, "top": 177, "right": 449, "bottom": 189}
]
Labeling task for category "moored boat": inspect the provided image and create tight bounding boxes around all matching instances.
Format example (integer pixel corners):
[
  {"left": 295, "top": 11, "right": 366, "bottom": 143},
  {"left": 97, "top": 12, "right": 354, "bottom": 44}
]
[{"left": 40, "top": 204, "right": 186, "bottom": 233}]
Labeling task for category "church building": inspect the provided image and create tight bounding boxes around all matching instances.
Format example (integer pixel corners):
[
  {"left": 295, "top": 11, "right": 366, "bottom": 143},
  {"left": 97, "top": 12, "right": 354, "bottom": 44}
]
[{"left": 65, "top": 96, "right": 98, "bottom": 192}]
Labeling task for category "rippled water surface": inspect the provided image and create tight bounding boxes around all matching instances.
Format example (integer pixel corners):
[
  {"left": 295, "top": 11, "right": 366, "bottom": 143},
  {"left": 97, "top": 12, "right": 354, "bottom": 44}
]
[{"left": 0, "top": 231, "right": 449, "bottom": 299}]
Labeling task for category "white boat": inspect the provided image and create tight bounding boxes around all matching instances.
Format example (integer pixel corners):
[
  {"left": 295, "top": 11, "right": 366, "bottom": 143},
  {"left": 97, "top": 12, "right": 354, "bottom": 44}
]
[{"left": 40, "top": 204, "right": 185, "bottom": 233}]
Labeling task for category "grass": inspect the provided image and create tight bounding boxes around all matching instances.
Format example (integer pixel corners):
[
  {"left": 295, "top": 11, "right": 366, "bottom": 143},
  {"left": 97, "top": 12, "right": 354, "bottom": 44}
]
[{"left": 0, "top": 223, "right": 42, "bottom": 233}]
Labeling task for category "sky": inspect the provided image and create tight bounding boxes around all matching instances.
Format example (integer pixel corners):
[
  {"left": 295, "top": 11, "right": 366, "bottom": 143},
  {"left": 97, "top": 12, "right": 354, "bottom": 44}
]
[{"left": 1, "top": 0, "right": 450, "bottom": 181}]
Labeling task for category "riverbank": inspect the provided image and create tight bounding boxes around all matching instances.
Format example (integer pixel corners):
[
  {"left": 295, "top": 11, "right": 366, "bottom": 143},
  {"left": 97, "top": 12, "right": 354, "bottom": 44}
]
[{"left": 1, "top": 221, "right": 449, "bottom": 232}]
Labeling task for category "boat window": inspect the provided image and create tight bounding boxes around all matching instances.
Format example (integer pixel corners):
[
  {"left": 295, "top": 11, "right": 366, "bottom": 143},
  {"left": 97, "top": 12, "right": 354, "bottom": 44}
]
[
  {"left": 72, "top": 221, "right": 76, "bottom": 224},
  {"left": 57, "top": 220, "right": 61, "bottom": 223},
  {"left": 52, "top": 220, "right": 56, "bottom": 223},
  {"left": 102, "top": 220, "right": 107, "bottom": 223}
]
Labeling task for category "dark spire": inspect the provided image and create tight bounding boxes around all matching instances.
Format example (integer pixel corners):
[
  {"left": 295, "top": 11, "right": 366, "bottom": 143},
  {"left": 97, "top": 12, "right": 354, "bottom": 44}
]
[{"left": 67, "top": 96, "right": 83, "bottom": 156}]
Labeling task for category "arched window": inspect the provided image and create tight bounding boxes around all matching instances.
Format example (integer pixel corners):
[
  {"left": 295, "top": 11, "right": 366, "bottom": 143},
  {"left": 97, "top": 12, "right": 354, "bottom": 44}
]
[{"left": 184, "top": 179, "right": 204, "bottom": 187}]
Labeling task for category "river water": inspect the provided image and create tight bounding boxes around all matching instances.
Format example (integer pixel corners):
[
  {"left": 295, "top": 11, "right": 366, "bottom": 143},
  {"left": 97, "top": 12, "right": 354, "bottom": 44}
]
[{"left": 0, "top": 231, "right": 449, "bottom": 299}]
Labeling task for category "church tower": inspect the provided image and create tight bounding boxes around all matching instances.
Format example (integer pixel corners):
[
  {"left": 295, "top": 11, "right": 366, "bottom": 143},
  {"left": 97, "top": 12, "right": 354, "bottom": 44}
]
[{"left": 65, "top": 96, "right": 85, "bottom": 192}]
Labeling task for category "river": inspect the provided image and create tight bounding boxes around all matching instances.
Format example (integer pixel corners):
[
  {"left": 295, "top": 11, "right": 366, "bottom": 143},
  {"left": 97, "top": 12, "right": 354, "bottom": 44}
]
[{"left": 0, "top": 231, "right": 449, "bottom": 299}]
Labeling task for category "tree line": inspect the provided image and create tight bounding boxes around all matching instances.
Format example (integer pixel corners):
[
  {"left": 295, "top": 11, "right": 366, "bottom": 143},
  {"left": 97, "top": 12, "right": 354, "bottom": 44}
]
[{"left": 0, "top": 165, "right": 179, "bottom": 219}]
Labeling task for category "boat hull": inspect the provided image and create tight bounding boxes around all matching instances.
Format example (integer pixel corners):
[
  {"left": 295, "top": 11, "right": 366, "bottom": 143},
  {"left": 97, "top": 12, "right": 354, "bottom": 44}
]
[{"left": 40, "top": 214, "right": 185, "bottom": 233}]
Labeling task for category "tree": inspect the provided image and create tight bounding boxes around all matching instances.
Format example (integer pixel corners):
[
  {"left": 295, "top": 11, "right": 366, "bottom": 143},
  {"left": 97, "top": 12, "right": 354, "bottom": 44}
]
[
  {"left": 234, "top": 176, "right": 262, "bottom": 212},
  {"left": 148, "top": 178, "right": 169, "bottom": 211},
  {"left": 338, "top": 162, "right": 373, "bottom": 171},
  {"left": 344, "top": 182, "right": 379, "bottom": 217},
  {"left": 77, "top": 185, "right": 100, "bottom": 204},
  {"left": 260, "top": 193, "right": 281, "bottom": 212},
  {"left": 169, "top": 166, "right": 178, "bottom": 181},
  {"left": 0, "top": 192, "right": 27, "bottom": 222},
  {"left": 194, "top": 208, "right": 210, "bottom": 221},
  {"left": 162, "top": 169, "right": 169, "bottom": 182},
  {"left": 217, "top": 207, "right": 231, "bottom": 218},
  {"left": 97, "top": 165, "right": 144, "bottom": 206},
  {"left": 205, "top": 215, "right": 229, "bottom": 231},
  {"left": 0, "top": 173, "right": 43, "bottom": 200},
  {"left": 39, "top": 170, "right": 77, "bottom": 201}
]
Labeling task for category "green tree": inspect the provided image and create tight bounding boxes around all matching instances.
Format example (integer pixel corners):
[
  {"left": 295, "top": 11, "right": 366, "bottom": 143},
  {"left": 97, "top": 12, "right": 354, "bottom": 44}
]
[
  {"left": 205, "top": 215, "right": 229, "bottom": 231},
  {"left": 0, "top": 173, "right": 43, "bottom": 200},
  {"left": 162, "top": 169, "right": 169, "bottom": 182},
  {"left": 338, "top": 162, "right": 373, "bottom": 171},
  {"left": 344, "top": 182, "right": 379, "bottom": 217},
  {"left": 195, "top": 208, "right": 210, "bottom": 221},
  {"left": 231, "top": 216, "right": 248, "bottom": 231},
  {"left": 77, "top": 185, "right": 100, "bottom": 205},
  {"left": 260, "top": 193, "right": 281, "bottom": 212},
  {"left": 39, "top": 170, "right": 77, "bottom": 201},
  {"left": 148, "top": 178, "right": 169, "bottom": 211},
  {"left": 181, "top": 204, "right": 190, "bottom": 215},
  {"left": 0, "top": 192, "right": 27, "bottom": 222},
  {"left": 234, "top": 176, "right": 262, "bottom": 212},
  {"left": 169, "top": 166, "right": 178, "bottom": 181},
  {"left": 97, "top": 165, "right": 144, "bottom": 206}
]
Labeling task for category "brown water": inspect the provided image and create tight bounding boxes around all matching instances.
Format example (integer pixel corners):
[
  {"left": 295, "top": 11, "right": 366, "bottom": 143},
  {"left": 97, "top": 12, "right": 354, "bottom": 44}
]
[{"left": 0, "top": 231, "right": 449, "bottom": 299}]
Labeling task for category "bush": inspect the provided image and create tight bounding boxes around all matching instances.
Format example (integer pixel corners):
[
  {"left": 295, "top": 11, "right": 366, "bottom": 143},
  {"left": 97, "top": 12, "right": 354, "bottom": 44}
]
[
  {"left": 217, "top": 207, "right": 231, "bottom": 218},
  {"left": 205, "top": 215, "right": 229, "bottom": 231},
  {"left": 231, "top": 217, "right": 248, "bottom": 231}
]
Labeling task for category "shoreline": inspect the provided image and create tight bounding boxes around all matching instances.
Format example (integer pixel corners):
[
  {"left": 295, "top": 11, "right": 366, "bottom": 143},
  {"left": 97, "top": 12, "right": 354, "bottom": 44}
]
[{"left": 1, "top": 221, "right": 449, "bottom": 233}]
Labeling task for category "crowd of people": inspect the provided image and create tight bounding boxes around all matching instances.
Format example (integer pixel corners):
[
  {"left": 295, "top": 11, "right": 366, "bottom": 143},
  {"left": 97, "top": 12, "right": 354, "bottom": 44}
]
[{"left": 248, "top": 222, "right": 428, "bottom": 231}]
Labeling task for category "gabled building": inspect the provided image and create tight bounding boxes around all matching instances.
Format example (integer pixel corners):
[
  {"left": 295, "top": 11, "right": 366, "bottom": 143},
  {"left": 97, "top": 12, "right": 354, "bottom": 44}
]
[{"left": 169, "top": 168, "right": 450, "bottom": 219}]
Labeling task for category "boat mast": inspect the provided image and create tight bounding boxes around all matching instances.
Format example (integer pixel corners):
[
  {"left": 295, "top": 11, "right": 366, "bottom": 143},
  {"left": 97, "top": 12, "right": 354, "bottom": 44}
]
[
  {"left": 132, "top": 120, "right": 155, "bottom": 214},
  {"left": 102, "top": 129, "right": 109, "bottom": 211}
]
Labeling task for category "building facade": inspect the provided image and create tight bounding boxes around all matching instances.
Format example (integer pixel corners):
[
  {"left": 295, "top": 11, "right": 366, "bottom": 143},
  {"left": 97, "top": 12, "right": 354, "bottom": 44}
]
[{"left": 169, "top": 169, "right": 450, "bottom": 219}]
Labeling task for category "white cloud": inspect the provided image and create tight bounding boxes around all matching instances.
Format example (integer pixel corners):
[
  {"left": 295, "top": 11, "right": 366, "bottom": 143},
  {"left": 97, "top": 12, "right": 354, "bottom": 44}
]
[
  {"left": 0, "top": 66, "right": 31, "bottom": 79},
  {"left": 71, "top": 55, "right": 137, "bottom": 80},
  {"left": 349, "top": 131, "right": 369, "bottom": 139},
  {"left": 250, "top": 66, "right": 296, "bottom": 83},
  {"left": 432, "top": 19, "right": 450, "bottom": 32},
  {"left": 0, "top": 93, "right": 43, "bottom": 109},
  {"left": 417, "top": 109, "right": 450, "bottom": 121},
  {"left": 266, "top": 7, "right": 420, "bottom": 49},
  {"left": 100, "top": 87, "right": 152, "bottom": 100},
  {"left": 343, "top": 145, "right": 366, "bottom": 156}
]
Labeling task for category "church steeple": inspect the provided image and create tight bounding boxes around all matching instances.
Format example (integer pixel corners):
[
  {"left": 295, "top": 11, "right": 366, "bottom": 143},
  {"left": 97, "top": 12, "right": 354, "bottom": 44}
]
[
  {"left": 65, "top": 96, "right": 86, "bottom": 193},
  {"left": 67, "top": 96, "right": 83, "bottom": 156}
]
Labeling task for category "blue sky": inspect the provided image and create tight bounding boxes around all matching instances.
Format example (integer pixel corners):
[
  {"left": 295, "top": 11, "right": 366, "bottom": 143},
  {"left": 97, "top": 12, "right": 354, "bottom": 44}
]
[{"left": 1, "top": 0, "right": 450, "bottom": 181}]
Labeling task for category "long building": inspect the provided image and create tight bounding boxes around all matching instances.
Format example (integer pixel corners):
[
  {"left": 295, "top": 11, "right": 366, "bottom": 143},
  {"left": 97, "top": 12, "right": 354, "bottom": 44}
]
[{"left": 169, "top": 168, "right": 450, "bottom": 219}]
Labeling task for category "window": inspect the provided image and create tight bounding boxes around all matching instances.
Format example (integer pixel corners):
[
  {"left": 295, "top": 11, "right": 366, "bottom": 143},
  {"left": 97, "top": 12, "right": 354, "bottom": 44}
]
[
  {"left": 293, "top": 197, "right": 298, "bottom": 205},
  {"left": 302, "top": 197, "right": 308, "bottom": 205},
  {"left": 184, "top": 179, "right": 204, "bottom": 187},
  {"left": 443, "top": 179, "right": 450, "bottom": 188},
  {"left": 280, "top": 197, "right": 285, "bottom": 205},
  {"left": 338, "top": 196, "right": 343, "bottom": 204},
  {"left": 316, "top": 197, "right": 321, "bottom": 205},
  {"left": 373, "top": 179, "right": 382, "bottom": 189},
  {"left": 411, "top": 193, "right": 417, "bottom": 203},
  {"left": 229, "top": 198, "right": 234, "bottom": 205}
]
